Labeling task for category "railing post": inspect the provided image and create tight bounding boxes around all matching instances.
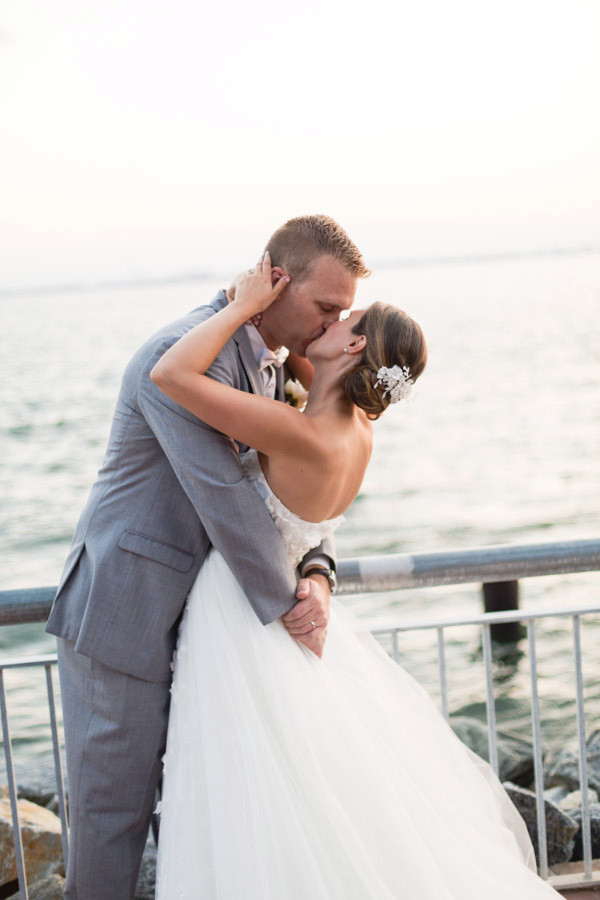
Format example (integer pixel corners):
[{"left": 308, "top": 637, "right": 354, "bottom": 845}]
[
  {"left": 573, "top": 615, "right": 593, "bottom": 879},
  {"left": 391, "top": 631, "right": 399, "bottom": 663},
  {"left": 481, "top": 623, "right": 499, "bottom": 775},
  {"left": 45, "top": 664, "right": 69, "bottom": 870},
  {"left": 437, "top": 627, "right": 449, "bottom": 721},
  {"left": 527, "top": 621, "right": 548, "bottom": 877}
]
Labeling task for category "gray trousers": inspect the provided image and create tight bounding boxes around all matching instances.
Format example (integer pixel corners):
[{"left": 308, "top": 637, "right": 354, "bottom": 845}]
[{"left": 57, "top": 637, "right": 171, "bottom": 900}]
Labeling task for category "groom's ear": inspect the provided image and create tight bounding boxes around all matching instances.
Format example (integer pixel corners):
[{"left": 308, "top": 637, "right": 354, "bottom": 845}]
[{"left": 271, "top": 267, "right": 289, "bottom": 287}]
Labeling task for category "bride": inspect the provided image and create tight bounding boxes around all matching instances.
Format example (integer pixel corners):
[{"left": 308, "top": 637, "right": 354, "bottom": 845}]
[{"left": 150, "top": 253, "right": 560, "bottom": 898}]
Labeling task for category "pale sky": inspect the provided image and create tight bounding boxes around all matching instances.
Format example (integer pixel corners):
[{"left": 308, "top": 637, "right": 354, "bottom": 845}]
[{"left": 2, "top": 0, "right": 599, "bottom": 289}]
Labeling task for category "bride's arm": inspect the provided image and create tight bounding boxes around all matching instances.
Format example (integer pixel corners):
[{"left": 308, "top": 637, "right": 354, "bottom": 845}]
[
  {"left": 150, "top": 254, "right": 317, "bottom": 457},
  {"left": 153, "top": 253, "right": 287, "bottom": 381}
]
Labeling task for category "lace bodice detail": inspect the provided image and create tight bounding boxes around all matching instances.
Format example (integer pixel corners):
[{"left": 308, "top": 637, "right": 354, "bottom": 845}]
[{"left": 240, "top": 449, "right": 344, "bottom": 569}]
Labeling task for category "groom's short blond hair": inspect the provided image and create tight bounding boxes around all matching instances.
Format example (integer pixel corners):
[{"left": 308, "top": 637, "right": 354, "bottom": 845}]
[{"left": 265, "top": 214, "right": 370, "bottom": 283}]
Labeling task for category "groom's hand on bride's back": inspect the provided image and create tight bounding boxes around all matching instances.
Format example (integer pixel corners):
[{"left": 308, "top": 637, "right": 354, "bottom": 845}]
[{"left": 282, "top": 576, "right": 331, "bottom": 658}]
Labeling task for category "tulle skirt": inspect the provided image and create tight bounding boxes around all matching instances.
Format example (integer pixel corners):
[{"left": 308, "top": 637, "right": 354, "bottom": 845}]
[{"left": 155, "top": 550, "right": 560, "bottom": 898}]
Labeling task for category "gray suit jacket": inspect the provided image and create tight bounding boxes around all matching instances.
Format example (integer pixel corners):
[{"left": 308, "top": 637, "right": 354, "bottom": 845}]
[{"left": 46, "top": 291, "right": 335, "bottom": 682}]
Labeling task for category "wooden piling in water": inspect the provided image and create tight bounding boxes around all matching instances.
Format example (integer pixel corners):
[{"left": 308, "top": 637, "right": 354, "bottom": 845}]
[{"left": 483, "top": 580, "right": 525, "bottom": 642}]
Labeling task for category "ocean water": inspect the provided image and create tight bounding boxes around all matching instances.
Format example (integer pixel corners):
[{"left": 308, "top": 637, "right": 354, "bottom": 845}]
[{"left": 1, "top": 251, "right": 599, "bottom": 769}]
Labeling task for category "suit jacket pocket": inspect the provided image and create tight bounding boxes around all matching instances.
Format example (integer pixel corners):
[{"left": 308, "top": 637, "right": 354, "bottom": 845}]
[{"left": 118, "top": 530, "right": 195, "bottom": 573}]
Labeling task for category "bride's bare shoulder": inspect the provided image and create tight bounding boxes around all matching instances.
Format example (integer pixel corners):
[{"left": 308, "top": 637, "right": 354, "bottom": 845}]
[{"left": 309, "top": 411, "right": 373, "bottom": 474}]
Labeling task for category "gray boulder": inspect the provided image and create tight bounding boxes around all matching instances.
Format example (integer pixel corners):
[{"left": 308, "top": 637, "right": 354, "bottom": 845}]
[
  {"left": 450, "top": 716, "right": 534, "bottom": 785},
  {"left": 16, "top": 751, "right": 66, "bottom": 817},
  {"left": 568, "top": 802, "right": 600, "bottom": 862},
  {"left": 543, "top": 784, "right": 570, "bottom": 806},
  {"left": 7, "top": 873, "right": 65, "bottom": 899},
  {"left": 546, "top": 728, "right": 600, "bottom": 794},
  {"left": 559, "top": 788, "right": 599, "bottom": 812},
  {"left": 15, "top": 752, "right": 65, "bottom": 796},
  {"left": 503, "top": 782, "right": 578, "bottom": 866}
]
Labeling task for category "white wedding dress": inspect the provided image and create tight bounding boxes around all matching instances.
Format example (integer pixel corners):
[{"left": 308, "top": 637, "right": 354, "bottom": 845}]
[{"left": 155, "top": 450, "right": 560, "bottom": 898}]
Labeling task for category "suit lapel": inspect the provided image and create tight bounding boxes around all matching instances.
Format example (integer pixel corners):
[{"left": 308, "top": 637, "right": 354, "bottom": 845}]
[
  {"left": 209, "top": 289, "right": 262, "bottom": 396},
  {"left": 232, "top": 322, "right": 264, "bottom": 397},
  {"left": 274, "top": 365, "right": 286, "bottom": 402}
]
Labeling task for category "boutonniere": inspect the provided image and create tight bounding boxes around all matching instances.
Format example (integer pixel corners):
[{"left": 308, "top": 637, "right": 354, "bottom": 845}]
[{"left": 284, "top": 378, "right": 308, "bottom": 411}]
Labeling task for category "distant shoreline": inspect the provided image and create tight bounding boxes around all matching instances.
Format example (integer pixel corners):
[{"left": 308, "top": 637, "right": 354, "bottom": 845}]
[{"left": 2, "top": 245, "right": 599, "bottom": 300}]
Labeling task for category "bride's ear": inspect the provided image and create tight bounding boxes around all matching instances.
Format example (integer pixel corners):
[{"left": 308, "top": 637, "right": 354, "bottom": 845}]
[{"left": 346, "top": 334, "right": 366, "bottom": 355}]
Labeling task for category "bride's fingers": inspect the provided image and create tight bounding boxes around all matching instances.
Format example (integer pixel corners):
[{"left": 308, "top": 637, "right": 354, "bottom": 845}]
[{"left": 271, "top": 272, "right": 291, "bottom": 299}]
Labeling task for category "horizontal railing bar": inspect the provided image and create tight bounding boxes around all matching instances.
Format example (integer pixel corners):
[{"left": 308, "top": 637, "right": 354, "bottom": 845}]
[
  {"left": 368, "top": 604, "right": 600, "bottom": 635},
  {"left": 0, "top": 586, "right": 56, "bottom": 625},
  {"left": 1, "top": 606, "right": 600, "bottom": 669},
  {"left": 0, "top": 538, "right": 598, "bottom": 627},
  {"left": 2, "top": 605, "right": 600, "bottom": 663},
  {"left": 337, "top": 538, "right": 600, "bottom": 593},
  {"left": 0, "top": 654, "right": 59, "bottom": 669}
]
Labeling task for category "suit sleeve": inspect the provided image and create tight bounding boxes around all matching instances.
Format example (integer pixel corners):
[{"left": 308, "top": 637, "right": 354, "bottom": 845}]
[{"left": 137, "top": 334, "right": 298, "bottom": 625}]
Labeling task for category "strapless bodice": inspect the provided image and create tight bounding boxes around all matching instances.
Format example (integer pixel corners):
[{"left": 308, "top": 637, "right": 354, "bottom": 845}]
[{"left": 240, "top": 449, "right": 344, "bottom": 569}]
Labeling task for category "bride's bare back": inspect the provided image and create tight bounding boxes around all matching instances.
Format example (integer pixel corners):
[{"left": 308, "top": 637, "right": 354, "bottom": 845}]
[{"left": 258, "top": 408, "right": 372, "bottom": 523}]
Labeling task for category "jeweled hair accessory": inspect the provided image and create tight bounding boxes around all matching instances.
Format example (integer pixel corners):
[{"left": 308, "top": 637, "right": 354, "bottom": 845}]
[{"left": 374, "top": 365, "right": 413, "bottom": 403}]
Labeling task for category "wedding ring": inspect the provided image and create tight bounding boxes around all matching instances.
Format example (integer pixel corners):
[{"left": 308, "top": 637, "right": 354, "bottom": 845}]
[
  {"left": 248, "top": 267, "right": 255, "bottom": 273},
  {"left": 310, "top": 620, "right": 317, "bottom": 630}
]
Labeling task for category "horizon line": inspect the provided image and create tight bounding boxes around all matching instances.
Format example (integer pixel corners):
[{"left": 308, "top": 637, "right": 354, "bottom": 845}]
[{"left": 1, "top": 244, "right": 598, "bottom": 300}]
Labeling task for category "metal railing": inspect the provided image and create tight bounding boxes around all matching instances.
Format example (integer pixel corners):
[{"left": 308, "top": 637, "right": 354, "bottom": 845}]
[
  {"left": 1, "top": 536, "right": 599, "bottom": 896},
  {"left": 367, "top": 604, "right": 600, "bottom": 888},
  {"left": 336, "top": 537, "right": 600, "bottom": 593},
  {"left": 0, "top": 655, "right": 69, "bottom": 900}
]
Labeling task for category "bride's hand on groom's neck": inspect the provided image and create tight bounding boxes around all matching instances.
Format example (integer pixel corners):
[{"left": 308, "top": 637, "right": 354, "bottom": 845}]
[
  {"left": 226, "top": 272, "right": 246, "bottom": 304},
  {"left": 227, "top": 275, "right": 263, "bottom": 326},
  {"left": 227, "top": 251, "right": 290, "bottom": 325}
]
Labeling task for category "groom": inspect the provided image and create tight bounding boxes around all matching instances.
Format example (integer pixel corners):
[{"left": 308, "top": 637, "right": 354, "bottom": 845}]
[{"left": 46, "top": 213, "right": 370, "bottom": 900}]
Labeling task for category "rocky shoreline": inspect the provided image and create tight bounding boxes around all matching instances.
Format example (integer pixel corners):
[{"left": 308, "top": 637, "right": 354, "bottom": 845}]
[
  {"left": 3, "top": 720, "right": 600, "bottom": 896},
  {"left": 451, "top": 718, "right": 600, "bottom": 868}
]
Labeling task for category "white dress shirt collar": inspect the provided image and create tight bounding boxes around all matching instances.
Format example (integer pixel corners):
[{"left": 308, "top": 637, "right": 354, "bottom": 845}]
[{"left": 244, "top": 324, "right": 289, "bottom": 371}]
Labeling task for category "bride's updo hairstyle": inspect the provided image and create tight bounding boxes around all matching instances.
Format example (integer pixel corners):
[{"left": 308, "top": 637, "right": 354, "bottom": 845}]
[{"left": 340, "top": 302, "right": 427, "bottom": 420}]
